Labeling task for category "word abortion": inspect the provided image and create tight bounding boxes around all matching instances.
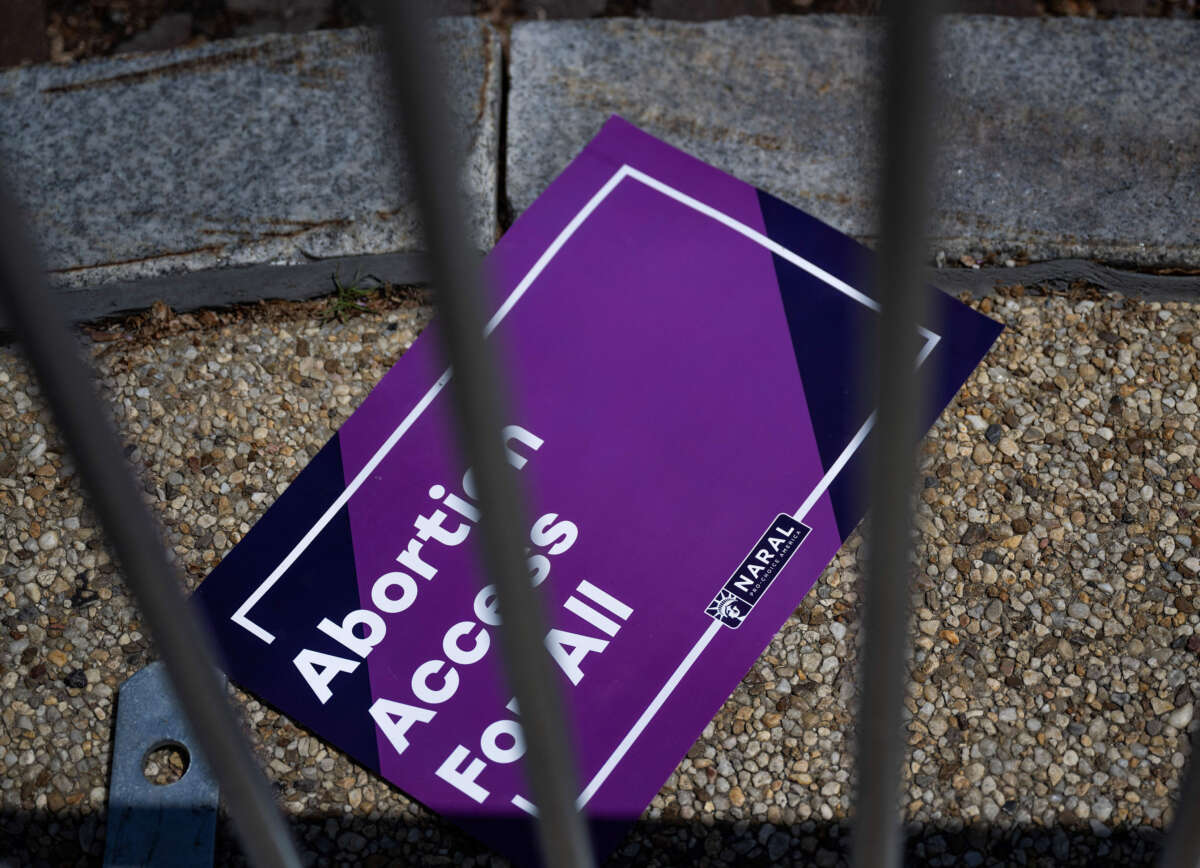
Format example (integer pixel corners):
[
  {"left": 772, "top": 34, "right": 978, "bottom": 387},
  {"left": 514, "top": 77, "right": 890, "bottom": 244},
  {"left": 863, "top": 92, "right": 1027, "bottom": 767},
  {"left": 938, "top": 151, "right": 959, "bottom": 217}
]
[{"left": 292, "top": 424, "right": 550, "bottom": 704}]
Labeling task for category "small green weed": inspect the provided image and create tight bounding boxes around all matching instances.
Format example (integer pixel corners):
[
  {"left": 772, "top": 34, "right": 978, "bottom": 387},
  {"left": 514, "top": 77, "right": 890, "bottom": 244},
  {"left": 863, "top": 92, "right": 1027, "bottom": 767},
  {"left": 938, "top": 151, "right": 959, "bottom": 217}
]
[{"left": 323, "top": 269, "right": 383, "bottom": 323}]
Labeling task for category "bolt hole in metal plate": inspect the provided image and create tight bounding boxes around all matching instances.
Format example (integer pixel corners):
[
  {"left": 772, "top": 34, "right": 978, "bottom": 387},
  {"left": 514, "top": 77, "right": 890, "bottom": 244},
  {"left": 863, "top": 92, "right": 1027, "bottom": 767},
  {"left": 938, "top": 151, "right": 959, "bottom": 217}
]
[
  {"left": 142, "top": 741, "right": 190, "bottom": 786},
  {"left": 104, "top": 663, "right": 221, "bottom": 867}
]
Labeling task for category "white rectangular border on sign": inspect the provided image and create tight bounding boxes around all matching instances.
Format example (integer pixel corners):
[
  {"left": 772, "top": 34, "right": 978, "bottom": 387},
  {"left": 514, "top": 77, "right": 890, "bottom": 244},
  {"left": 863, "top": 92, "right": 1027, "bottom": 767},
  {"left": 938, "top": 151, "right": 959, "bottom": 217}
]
[{"left": 224, "top": 165, "right": 941, "bottom": 812}]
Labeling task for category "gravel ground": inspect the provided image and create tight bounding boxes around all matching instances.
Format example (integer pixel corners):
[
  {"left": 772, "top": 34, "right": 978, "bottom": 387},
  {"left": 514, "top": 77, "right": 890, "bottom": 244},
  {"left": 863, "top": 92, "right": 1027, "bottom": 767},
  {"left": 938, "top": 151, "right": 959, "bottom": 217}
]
[{"left": 0, "top": 282, "right": 1196, "bottom": 867}]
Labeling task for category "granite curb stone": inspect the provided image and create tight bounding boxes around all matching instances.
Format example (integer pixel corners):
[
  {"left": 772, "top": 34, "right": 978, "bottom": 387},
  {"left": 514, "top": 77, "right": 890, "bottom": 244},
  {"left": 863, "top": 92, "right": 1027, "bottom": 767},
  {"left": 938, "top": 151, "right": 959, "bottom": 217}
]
[
  {"left": 507, "top": 15, "right": 1200, "bottom": 267},
  {"left": 0, "top": 21, "right": 500, "bottom": 295}
]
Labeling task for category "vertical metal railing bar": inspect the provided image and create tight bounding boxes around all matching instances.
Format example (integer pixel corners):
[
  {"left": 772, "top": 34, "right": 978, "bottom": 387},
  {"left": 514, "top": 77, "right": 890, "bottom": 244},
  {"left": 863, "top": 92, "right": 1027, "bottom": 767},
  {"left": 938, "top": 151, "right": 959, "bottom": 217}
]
[
  {"left": 1158, "top": 727, "right": 1200, "bottom": 867},
  {"left": 0, "top": 179, "right": 302, "bottom": 868},
  {"left": 851, "top": 3, "right": 942, "bottom": 868},
  {"left": 370, "top": 4, "right": 595, "bottom": 867}
]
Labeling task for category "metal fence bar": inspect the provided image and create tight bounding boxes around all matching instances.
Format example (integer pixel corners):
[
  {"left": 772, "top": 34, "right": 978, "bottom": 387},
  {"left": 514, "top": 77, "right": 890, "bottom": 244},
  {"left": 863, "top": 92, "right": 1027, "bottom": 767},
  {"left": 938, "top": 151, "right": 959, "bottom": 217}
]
[
  {"left": 851, "top": 3, "right": 942, "bottom": 868},
  {"left": 0, "top": 179, "right": 302, "bottom": 868},
  {"left": 1159, "top": 729, "right": 1200, "bottom": 868},
  {"left": 371, "top": 3, "right": 595, "bottom": 867}
]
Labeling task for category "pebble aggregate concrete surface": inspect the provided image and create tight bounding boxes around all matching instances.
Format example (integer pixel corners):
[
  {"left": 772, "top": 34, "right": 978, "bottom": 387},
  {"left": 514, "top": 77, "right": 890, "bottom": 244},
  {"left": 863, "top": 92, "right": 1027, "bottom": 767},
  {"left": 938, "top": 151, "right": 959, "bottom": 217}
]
[
  {"left": 0, "top": 282, "right": 1197, "bottom": 866},
  {"left": 0, "top": 21, "right": 501, "bottom": 291},
  {"left": 508, "top": 15, "right": 1200, "bottom": 267}
]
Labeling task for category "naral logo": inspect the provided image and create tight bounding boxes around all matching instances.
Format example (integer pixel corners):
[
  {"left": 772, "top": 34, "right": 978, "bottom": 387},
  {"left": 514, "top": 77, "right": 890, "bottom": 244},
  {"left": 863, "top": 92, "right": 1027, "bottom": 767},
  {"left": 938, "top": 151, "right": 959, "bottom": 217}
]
[{"left": 705, "top": 514, "right": 811, "bottom": 629}]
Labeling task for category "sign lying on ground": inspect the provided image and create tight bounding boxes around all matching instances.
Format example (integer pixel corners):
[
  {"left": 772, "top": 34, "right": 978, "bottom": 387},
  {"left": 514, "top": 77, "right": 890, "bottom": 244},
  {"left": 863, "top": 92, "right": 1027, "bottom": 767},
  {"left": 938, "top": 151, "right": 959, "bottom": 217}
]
[{"left": 194, "top": 116, "right": 1002, "bottom": 865}]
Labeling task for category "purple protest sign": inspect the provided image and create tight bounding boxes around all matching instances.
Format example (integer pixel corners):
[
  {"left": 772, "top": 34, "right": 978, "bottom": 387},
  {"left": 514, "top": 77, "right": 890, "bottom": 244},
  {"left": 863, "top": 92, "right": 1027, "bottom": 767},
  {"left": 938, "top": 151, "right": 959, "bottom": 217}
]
[{"left": 194, "top": 116, "right": 1002, "bottom": 864}]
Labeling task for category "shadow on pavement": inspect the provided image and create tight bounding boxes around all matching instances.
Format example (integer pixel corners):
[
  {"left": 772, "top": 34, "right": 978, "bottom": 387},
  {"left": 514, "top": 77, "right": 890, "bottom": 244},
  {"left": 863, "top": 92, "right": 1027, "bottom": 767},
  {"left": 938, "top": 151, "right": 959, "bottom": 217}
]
[{"left": 0, "top": 805, "right": 1167, "bottom": 867}]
